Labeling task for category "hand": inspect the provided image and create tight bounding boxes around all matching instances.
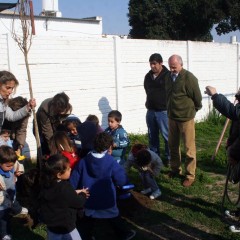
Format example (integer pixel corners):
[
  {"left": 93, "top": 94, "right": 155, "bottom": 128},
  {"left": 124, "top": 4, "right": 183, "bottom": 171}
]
[
  {"left": 15, "top": 171, "right": 24, "bottom": 177},
  {"left": 76, "top": 187, "right": 90, "bottom": 198},
  {"left": 205, "top": 86, "right": 217, "bottom": 96},
  {"left": 27, "top": 98, "right": 36, "bottom": 110},
  {"left": 141, "top": 166, "right": 148, "bottom": 171}
]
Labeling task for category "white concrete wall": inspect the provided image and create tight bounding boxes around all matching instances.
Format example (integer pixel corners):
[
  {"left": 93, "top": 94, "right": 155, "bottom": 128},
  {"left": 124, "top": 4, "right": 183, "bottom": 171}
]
[{"left": 0, "top": 34, "right": 239, "bottom": 158}]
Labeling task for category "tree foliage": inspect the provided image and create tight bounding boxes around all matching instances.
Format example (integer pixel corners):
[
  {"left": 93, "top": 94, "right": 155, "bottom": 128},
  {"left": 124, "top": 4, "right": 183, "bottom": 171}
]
[{"left": 128, "top": 0, "right": 240, "bottom": 41}]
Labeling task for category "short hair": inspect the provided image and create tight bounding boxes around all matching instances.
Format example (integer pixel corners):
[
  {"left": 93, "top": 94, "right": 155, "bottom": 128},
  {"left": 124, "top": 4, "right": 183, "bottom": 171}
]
[
  {"left": 8, "top": 96, "right": 28, "bottom": 111},
  {"left": 94, "top": 132, "right": 113, "bottom": 153},
  {"left": 131, "top": 143, "right": 148, "bottom": 157},
  {"left": 86, "top": 114, "right": 99, "bottom": 125},
  {"left": 0, "top": 129, "right": 11, "bottom": 136},
  {"left": 51, "top": 92, "right": 72, "bottom": 115},
  {"left": 135, "top": 149, "right": 151, "bottom": 167},
  {"left": 108, "top": 110, "right": 122, "bottom": 123},
  {"left": 149, "top": 53, "right": 163, "bottom": 63},
  {"left": 0, "top": 145, "right": 18, "bottom": 164}
]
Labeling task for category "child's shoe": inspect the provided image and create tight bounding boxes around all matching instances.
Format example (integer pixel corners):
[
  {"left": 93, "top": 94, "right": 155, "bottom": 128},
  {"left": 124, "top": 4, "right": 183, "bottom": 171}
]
[
  {"left": 225, "top": 209, "right": 240, "bottom": 219},
  {"left": 149, "top": 189, "right": 161, "bottom": 200},
  {"left": 230, "top": 225, "right": 240, "bottom": 233},
  {"left": 2, "top": 235, "right": 12, "bottom": 240},
  {"left": 20, "top": 207, "right": 28, "bottom": 215},
  {"left": 140, "top": 188, "right": 152, "bottom": 195}
]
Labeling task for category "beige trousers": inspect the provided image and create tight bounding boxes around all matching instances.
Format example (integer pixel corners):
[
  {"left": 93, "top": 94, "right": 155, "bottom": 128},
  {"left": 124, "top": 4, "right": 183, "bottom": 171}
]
[{"left": 168, "top": 118, "right": 196, "bottom": 180}]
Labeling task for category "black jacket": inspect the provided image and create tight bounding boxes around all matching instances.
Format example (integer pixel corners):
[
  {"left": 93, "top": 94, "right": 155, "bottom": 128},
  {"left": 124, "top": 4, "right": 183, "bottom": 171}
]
[
  {"left": 144, "top": 65, "right": 169, "bottom": 111},
  {"left": 212, "top": 93, "right": 240, "bottom": 120},
  {"left": 40, "top": 180, "right": 86, "bottom": 234},
  {"left": 212, "top": 93, "right": 240, "bottom": 160}
]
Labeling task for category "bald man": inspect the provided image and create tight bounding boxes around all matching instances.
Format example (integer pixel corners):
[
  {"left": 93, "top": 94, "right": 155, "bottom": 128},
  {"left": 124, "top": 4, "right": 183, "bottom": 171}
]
[{"left": 165, "top": 55, "right": 202, "bottom": 187}]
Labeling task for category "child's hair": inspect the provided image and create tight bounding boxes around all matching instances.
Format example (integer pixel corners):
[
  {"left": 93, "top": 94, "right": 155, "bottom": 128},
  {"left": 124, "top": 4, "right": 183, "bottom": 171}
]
[
  {"left": 0, "top": 129, "right": 11, "bottom": 136},
  {"left": 41, "top": 154, "right": 70, "bottom": 187},
  {"left": 131, "top": 143, "right": 148, "bottom": 158},
  {"left": 49, "top": 131, "right": 74, "bottom": 154},
  {"left": 0, "top": 145, "right": 18, "bottom": 164},
  {"left": 8, "top": 96, "right": 28, "bottom": 110},
  {"left": 108, "top": 110, "right": 122, "bottom": 123},
  {"left": 135, "top": 149, "right": 151, "bottom": 167},
  {"left": 86, "top": 114, "right": 99, "bottom": 126},
  {"left": 94, "top": 132, "right": 113, "bottom": 153}
]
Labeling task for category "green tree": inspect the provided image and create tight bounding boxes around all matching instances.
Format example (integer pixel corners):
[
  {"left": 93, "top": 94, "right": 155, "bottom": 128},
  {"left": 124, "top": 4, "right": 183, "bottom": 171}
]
[
  {"left": 128, "top": 0, "right": 240, "bottom": 41},
  {"left": 215, "top": 0, "right": 240, "bottom": 34}
]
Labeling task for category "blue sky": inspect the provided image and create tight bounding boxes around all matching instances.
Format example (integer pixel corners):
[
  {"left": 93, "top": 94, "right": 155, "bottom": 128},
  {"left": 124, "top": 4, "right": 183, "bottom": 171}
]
[{"left": 2, "top": 0, "right": 240, "bottom": 42}]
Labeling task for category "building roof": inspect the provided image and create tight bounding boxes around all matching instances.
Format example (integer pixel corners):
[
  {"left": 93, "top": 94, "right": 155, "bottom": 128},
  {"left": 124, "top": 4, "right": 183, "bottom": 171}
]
[
  {"left": 0, "top": 3, "right": 17, "bottom": 12},
  {"left": 0, "top": 12, "right": 102, "bottom": 24}
]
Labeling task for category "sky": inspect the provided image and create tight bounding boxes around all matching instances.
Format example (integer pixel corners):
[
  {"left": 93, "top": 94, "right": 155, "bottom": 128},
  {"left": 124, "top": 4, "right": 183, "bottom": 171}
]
[{"left": 2, "top": 0, "right": 240, "bottom": 43}]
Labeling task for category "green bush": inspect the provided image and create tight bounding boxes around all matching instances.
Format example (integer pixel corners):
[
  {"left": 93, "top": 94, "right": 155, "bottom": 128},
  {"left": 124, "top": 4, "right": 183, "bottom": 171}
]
[{"left": 204, "top": 107, "right": 226, "bottom": 125}]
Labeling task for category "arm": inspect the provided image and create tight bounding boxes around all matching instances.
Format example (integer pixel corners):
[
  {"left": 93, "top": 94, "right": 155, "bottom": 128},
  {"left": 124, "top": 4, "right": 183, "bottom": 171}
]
[
  {"left": 112, "top": 161, "right": 128, "bottom": 187},
  {"left": 5, "top": 106, "right": 30, "bottom": 122},
  {"left": 14, "top": 116, "right": 29, "bottom": 149},
  {"left": 149, "top": 151, "right": 163, "bottom": 176},
  {"left": 143, "top": 74, "right": 148, "bottom": 94},
  {"left": 213, "top": 94, "right": 239, "bottom": 120},
  {"left": 205, "top": 86, "right": 240, "bottom": 120},
  {"left": 5, "top": 98, "right": 35, "bottom": 122},
  {"left": 114, "top": 128, "right": 129, "bottom": 149},
  {"left": 37, "top": 108, "right": 54, "bottom": 143},
  {"left": 64, "top": 182, "right": 86, "bottom": 208},
  {"left": 186, "top": 73, "right": 202, "bottom": 111},
  {"left": 124, "top": 152, "right": 134, "bottom": 172}
]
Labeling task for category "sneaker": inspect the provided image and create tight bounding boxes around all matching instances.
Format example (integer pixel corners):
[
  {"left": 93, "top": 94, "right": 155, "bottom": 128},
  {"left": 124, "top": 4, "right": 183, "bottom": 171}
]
[
  {"left": 140, "top": 188, "right": 152, "bottom": 195},
  {"left": 2, "top": 235, "right": 12, "bottom": 240},
  {"left": 20, "top": 207, "right": 28, "bottom": 215},
  {"left": 149, "top": 189, "right": 161, "bottom": 200},
  {"left": 122, "top": 230, "right": 136, "bottom": 240},
  {"left": 225, "top": 209, "right": 240, "bottom": 218},
  {"left": 230, "top": 225, "right": 240, "bottom": 233}
]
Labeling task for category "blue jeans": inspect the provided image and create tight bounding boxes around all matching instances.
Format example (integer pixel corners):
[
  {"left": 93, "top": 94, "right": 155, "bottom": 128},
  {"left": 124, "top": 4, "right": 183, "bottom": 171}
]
[
  {"left": 146, "top": 110, "right": 170, "bottom": 160},
  {"left": 139, "top": 171, "right": 159, "bottom": 192}
]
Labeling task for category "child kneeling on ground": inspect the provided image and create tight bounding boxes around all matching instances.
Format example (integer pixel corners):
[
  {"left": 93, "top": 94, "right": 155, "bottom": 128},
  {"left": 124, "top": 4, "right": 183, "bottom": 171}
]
[{"left": 125, "top": 143, "right": 163, "bottom": 200}]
